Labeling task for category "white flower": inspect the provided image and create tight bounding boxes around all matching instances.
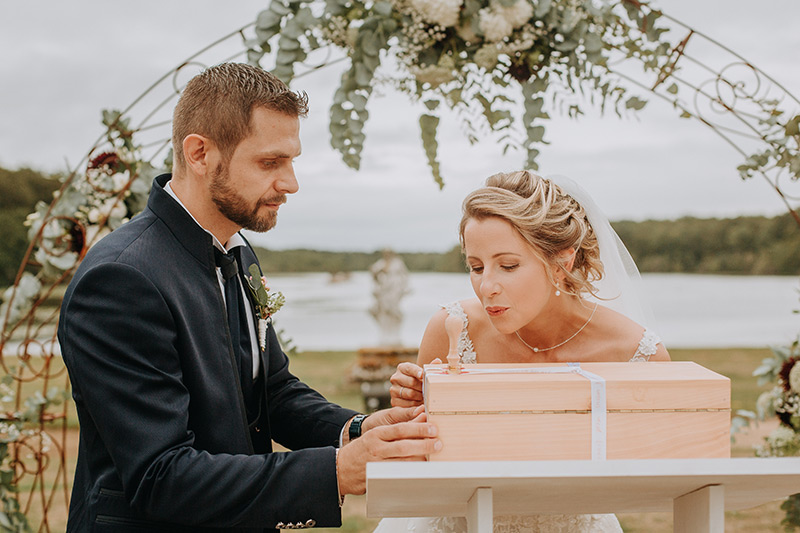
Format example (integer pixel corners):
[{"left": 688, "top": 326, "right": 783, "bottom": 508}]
[
  {"left": 756, "top": 388, "right": 780, "bottom": 419},
  {"left": 493, "top": 0, "right": 533, "bottom": 29},
  {"left": 790, "top": 363, "right": 800, "bottom": 394},
  {"left": 84, "top": 224, "right": 112, "bottom": 247},
  {"left": 111, "top": 171, "right": 131, "bottom": 192},
  {"left": 89, "top": 197, "right": 128, "bottom": 223},
  {"left": 87, "top": 207, "right": 101, "bottom": 224},
  {"left": 474, "top": 44, "right": 500, "bottom": 70},
  {"left": 767, "top": 425, "right": 797, "bottom": 448},
  {"left": 478, "top": 7, "right": 514, "bottom": 42},
  {"left": 410, "top": 0, "right": 463, "bottom": 28}
]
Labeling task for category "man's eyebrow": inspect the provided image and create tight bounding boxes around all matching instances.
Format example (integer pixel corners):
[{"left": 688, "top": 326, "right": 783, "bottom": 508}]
[{"left": 258, "top": 151, "right": 296, "bottom": 158}]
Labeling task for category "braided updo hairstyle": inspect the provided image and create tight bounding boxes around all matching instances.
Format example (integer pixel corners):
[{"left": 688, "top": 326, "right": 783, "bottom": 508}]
[{"left": 459, "top": 170, "right": 604, "bottom": 298}]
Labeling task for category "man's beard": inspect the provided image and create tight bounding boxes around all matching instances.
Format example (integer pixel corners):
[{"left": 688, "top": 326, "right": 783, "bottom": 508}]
[{"left": 209, "top": 163, "right": 285, "bottom": 233}]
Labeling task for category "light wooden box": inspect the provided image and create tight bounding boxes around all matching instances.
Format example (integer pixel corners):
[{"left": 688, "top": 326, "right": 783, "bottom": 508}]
[{"left": 423, "top": 362, "right": 731, "bottom": 461}]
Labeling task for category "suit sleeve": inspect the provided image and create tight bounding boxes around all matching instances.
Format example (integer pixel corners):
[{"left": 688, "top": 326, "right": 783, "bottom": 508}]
[
  {"left": 60, "top": 262, "right": 345, "bottom": 528},
  {"left": 263, "top": 324, "right": 359, "bottom": 450}
]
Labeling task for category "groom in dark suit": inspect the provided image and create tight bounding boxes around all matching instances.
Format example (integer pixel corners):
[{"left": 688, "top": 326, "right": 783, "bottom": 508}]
[{"left": 58, "top": 63, "right": 440, "bottom": 532}]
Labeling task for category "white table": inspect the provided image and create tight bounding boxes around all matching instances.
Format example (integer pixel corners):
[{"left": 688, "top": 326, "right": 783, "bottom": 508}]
[{"left": 366, "top": 458, "right": 800, "bottom": 532}]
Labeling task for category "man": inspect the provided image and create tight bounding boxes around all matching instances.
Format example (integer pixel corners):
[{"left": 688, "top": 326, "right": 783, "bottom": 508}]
[{"left": 58, "top": 63, "right": 440, "bottom": 532}]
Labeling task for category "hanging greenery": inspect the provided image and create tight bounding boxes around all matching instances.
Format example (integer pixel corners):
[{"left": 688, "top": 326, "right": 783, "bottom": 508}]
[{"left": 247, "top": 0, "right": 674, "bottom": 188}]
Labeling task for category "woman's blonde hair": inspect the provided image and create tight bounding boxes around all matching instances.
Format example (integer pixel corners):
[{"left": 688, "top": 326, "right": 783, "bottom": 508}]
[{"left": 459, "top": 170, "right": 604, "bottom": 297}]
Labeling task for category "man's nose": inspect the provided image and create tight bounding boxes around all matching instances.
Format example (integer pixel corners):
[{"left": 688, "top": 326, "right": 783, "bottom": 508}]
[{"left": 277, "top": 164, "right": 299, "bottom": 195}]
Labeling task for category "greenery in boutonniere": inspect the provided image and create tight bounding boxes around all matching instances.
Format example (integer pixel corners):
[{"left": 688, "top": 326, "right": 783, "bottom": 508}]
[{"left": 246, "top": 264, "right": 286, "bottom": 351}]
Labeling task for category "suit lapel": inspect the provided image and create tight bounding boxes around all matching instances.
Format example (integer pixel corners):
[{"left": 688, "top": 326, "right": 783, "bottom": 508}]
[{"left": 233, "top": 245, "right": 270, "bottom": 367}]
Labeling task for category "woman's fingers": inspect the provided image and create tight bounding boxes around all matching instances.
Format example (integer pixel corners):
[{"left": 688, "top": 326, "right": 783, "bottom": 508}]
[
  {"left": 389, "top": 362, "right": 426, "bottom": 406},
  {"left": 390, "top": 383, "right": 424, "bottom": 407}
]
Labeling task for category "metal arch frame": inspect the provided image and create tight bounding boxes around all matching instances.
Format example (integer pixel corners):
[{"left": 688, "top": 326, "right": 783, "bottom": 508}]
[
  {"left": 605, "top": 7, "right": 800, "bottom": 224},
  {"left": 1, "top": 7, "right": 798, "bottom": 530}
]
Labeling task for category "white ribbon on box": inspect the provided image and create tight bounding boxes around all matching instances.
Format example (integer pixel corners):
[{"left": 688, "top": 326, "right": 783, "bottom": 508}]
[{"left": 424, "top": 363, "right": 607, "bottom": 460}]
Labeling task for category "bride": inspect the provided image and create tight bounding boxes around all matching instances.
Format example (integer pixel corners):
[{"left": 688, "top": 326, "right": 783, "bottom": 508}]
[{"left": 376, "top": 170, "right": 670, "bottom": 533}]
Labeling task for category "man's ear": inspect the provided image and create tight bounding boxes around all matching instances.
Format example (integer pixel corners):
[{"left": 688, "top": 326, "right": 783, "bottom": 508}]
[{"left": 182, "top": 134, "right": 215, "bottom": 176}]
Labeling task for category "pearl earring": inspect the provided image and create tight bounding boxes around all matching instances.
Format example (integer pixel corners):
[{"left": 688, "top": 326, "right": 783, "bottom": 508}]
[{"left": 555, "top": 288, "right": 561, "bottom": 296}]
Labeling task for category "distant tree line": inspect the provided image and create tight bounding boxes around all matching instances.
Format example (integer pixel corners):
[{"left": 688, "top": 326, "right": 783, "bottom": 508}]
[
  {"left": 614, "top": 215, "right": 800, "bottom": 276},
  {"left": 252, "top": 247, "right": 467, "bottom": 274},
  {"left": 0, "top": 166, "right": 61, "bottom": 287},
  {"left": 2, "top": 165, "right": 799, "bottom": 289}
]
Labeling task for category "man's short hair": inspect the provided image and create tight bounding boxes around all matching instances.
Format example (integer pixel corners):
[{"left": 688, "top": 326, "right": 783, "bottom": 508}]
[{"left": 172, "top": 63, "right": 309, "bottom": 170}]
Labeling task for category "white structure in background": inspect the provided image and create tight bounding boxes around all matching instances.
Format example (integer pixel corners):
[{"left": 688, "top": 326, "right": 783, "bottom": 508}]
[{"left": 369, "top": 249, "right": 411, "bottom": 347}]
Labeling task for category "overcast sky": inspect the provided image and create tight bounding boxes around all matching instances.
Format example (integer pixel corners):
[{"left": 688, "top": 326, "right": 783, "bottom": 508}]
[{"left": 2, "top": 1, "right": 799, "bottom": 252}]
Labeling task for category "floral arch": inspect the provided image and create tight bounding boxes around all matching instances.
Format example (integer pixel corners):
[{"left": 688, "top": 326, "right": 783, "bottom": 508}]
[{"left": 0, "top": 1, "right": 798, "bottom": 529}]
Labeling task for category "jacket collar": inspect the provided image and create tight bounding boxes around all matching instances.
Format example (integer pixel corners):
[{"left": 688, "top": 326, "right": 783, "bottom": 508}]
[{"left": 147, "top": 173, "right": 216, "bottom": 269}]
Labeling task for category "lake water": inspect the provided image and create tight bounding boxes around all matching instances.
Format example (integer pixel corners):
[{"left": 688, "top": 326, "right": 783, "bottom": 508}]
[{"left": 269, "top": 272, "right": 800, "bottom": 352}]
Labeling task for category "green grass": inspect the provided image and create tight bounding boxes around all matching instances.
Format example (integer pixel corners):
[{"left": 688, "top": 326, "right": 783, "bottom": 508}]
[{"left": 670, "top": 347, "right": 771, "bottom": 413}]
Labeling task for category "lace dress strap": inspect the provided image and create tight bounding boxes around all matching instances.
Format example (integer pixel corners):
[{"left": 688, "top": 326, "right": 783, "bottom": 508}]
[
  {"left": 629, "top": 328, "right": 662, "bottom": 362},
  {"left": 441, "top": 302, "right": 477, "bottom": 364}
]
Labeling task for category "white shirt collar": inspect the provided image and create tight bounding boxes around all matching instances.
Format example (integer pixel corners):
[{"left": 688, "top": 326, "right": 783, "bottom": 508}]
[{"left": 164, "top": 179, "right": 246, "bottom": 253}]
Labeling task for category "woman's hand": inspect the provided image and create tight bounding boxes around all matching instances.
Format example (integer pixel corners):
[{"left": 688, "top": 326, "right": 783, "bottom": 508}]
[{"left": 389, "top": 359, "right": 441, "bottom": 407}]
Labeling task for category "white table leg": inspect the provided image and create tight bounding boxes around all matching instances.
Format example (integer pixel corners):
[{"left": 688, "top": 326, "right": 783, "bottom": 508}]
[
  {"left": 673, "top": 484, "right": 724, "bottom": 533},
  {"left": 466, "top": 487, "right": 493, "bottom": 533}
]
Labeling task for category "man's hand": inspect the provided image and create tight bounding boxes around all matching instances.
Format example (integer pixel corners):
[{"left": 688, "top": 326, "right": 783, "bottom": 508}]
[
  {"left": 388, "top": 359, "right": 441, "bottom": 408},
  {"left": 359, "top": 404, "right": 423, "bottom": 434},
  {"left": 337, "top": 409, "right": 440, "bottom": 495}
]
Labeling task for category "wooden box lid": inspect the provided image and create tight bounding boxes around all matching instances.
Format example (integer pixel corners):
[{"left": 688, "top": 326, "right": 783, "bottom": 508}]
[{"left": 423, "top": 362, "right": 730, "bottom": 413}]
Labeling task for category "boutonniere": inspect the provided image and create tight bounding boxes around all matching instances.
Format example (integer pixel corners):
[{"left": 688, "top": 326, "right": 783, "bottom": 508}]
[{"left": 246, "top": 264, "right": 285, "bottom": 351}]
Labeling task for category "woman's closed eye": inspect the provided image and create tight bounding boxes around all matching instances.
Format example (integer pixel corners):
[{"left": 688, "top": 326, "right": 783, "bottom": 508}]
[
  {"left": 501, "top": 264, "right": 520, "bottom": 271},
  {"left": 469, "top": 265, "right": 484, "bottom": 274}
]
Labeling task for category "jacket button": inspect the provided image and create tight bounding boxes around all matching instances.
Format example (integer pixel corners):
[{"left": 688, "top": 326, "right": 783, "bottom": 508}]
[
  {"left": 305, "top": 519, "right": 316, "bottom": 527},
  {"left": 276, "top": 522, "right": 284, "bottom": 528},
  {"left": 254, "top": 425, "right": 261, "bottom": 432}
]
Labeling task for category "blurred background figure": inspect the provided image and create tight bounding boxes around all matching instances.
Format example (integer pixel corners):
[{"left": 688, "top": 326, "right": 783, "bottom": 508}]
[{"left": 369, "top": 249, "right": 411, "bottom": 347}]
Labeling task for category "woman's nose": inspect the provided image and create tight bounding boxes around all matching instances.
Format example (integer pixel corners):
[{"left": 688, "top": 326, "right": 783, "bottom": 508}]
[{"left": 480, "top": 273, "right": 500, "bottom": 298}]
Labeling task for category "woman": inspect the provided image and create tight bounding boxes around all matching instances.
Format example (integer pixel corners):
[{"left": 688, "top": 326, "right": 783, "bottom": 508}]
[{"left": 377, "top": 170, "right": 669, "bottom": 533}]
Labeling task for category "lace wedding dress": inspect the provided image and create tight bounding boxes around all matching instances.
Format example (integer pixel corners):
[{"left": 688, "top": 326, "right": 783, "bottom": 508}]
[{"left": 372, "top": 302, "right": 662, "bottom": 533}]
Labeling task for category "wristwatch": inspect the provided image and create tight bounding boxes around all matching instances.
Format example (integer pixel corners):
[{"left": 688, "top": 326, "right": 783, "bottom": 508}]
[{"left": 348, "top": 414, "right": 368, "bottom": 441}]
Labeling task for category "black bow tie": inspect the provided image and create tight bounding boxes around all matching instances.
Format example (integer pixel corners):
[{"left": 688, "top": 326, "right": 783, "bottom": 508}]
[{"left": 213, "top": 248, "right": 239, "bottom": 280}]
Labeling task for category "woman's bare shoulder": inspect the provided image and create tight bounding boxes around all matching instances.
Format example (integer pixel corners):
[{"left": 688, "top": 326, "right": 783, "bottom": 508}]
[{"left": 588, "top": 304, "right": 670, "bottom": 361}]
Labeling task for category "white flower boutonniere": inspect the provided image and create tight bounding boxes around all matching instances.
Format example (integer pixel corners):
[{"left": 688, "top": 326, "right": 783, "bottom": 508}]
[{"left": 246, "top": 264, "right": 285, "bottom": 351}]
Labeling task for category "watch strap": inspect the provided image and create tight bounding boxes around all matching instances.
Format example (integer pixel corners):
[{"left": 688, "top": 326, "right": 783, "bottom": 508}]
[{"left": 348, "top": 414, "right": 368, "bottom": 441}]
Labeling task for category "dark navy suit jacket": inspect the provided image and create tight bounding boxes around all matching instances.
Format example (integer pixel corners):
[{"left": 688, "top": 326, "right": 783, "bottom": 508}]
[{"left": 58, "top": 173, "right": 357, "bottom": 532}]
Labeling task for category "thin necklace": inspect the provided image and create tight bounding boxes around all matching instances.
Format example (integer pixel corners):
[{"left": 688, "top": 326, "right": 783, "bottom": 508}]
[{"left": 515, "top": 303, "right": 598, "bottom": 353}]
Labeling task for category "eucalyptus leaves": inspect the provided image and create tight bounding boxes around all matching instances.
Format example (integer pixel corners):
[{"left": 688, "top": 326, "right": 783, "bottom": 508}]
[{"left": 247, "top": 0, "right": 673, "bottom": 187}]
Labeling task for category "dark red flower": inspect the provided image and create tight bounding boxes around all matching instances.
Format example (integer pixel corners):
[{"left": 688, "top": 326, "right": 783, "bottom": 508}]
[
  {"left": 779, "top": 356, "right": 800, "bottom": 392},
  {"left": 88, "top": 152, "right": 121, "bottom": 172}
]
